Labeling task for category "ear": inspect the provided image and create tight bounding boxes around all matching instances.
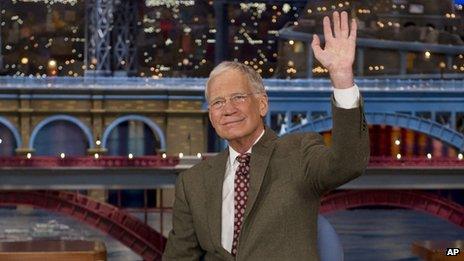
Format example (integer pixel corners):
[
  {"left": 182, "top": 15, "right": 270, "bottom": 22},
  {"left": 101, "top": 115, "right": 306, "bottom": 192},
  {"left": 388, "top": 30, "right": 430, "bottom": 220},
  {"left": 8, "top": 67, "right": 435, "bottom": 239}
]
[{"left": 259, "top": 93, "right": 269, "bottom": 117}]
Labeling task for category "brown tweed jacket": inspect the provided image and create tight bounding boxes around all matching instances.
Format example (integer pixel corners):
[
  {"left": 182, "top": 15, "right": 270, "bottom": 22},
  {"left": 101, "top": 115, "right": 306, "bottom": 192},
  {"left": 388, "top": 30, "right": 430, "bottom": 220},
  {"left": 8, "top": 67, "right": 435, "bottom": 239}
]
[{"left": 163, "top": 99, "right": 370, "bottom": 261}]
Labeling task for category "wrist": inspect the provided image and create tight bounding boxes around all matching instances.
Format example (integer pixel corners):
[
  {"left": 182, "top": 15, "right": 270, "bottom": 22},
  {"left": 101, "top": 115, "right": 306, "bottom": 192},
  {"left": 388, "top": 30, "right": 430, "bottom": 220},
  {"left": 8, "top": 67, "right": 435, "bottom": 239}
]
[{"left": 329, "top": 68, "right": 354, "bottom": 89}]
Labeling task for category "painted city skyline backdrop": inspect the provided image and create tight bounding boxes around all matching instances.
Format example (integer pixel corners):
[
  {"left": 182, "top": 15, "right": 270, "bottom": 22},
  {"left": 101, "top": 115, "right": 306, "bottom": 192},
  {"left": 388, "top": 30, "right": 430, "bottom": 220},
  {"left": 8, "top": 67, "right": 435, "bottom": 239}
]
[{"left": 0, "top": 0, "right": 462, "bottom": 78}]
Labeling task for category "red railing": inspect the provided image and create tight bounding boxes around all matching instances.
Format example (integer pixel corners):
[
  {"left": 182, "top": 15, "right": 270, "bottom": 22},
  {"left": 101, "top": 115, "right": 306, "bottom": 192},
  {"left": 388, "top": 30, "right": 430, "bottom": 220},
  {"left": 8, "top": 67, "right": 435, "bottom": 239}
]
[
  {"left": 368, "top": 156, "right": 464, "bottom": 168},
  {"left": 0, "top": 155, "right": 463, "bottom": 168},
  {"left": 0, "top": 155, "right": 179, "bottom": 168}
]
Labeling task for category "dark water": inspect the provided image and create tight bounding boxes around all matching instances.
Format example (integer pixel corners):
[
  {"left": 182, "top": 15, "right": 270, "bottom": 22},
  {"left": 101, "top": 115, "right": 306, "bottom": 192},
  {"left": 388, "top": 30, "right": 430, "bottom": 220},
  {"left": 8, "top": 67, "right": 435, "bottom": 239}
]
[
  {"left": 0, "top": 207, "right": 462, "bottom": 260},
  {"left": 326, "top": 209, "right": 464, "bottom": 261},
  {"left": 0, "top": 208, "right": 141, "bottom": 260}
]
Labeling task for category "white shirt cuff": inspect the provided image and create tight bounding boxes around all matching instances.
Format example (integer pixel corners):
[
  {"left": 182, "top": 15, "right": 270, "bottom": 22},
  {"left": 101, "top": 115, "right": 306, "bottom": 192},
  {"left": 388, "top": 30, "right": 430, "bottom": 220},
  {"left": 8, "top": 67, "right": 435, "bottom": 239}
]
[{"left": 333, "top": 84, "right": 360, "bottom": 109}]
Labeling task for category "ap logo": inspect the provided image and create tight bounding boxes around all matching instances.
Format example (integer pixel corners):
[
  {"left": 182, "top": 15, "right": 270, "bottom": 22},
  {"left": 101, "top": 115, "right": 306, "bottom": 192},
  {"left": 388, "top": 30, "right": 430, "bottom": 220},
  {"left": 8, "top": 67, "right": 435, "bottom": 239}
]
[{"left": 446, "top": 248, "right": 460, "bottom": 256}]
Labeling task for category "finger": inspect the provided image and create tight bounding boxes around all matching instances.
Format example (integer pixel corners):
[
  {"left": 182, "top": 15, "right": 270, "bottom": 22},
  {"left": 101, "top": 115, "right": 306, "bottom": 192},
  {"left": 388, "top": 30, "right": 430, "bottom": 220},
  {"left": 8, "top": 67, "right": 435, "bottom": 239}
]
[
  {"left": 323, "top": 16, "right": 334, "bottom": 41},
  {"left": 349, "top": 18, "right": 357, "bottom": 40},
  {"left": 340, "top": 11, "right": 349, "bottom": 38},
  {"left": 332, "top": 11, "right": 340, "bottom": 38},
  {"left": 311, "top": 34, "right": 323, "bottom": 59}
]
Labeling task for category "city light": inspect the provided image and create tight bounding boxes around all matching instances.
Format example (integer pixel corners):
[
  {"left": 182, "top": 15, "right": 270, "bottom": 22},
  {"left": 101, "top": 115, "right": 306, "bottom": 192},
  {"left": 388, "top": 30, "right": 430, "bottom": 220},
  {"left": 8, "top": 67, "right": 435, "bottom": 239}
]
[
  {"left": 94, "top": 153, "right": 99, "bottom": 159},
  {"left": 145, "top": 0, "right": 194, "bottom": 7},
  {"left": 197, "top": 153, "right": 202, "bottom": 158},
  {"left": 426, "top": 153, "right": 432, "bottom": 159},
  {"left": 396, "top": 153, "right": 401, "bottom": 160},
  {"left": 162, "top": 153, "right": 167, "bottom": 159},
  {"left": 128, "top": 153, "right": 134, "bottom": 159},
  {"left": 394, "top": 139, "right": 401, "bottom": 145},
  {"left": 26, "top": 153, "right": 32, "bottom": 159},
  {"left": 459, "top": 153, "right": 463, "bottom": 160},
  {"left": 48, "top": 60, "right": 57, "bottom": 68},
  {"left": 179, "top": 152, "right": 184, "bottom": 158},
  {"left": 15, "top": 0, "right": 78, "bottom": 5},
  {"left": 95, "top": 140, "right": 101, "bottom": 146},
  {"left": 425, "top": 51, "right": 431, "bottom": 59},
  {"left": 60, "top": 153, "right": 66, "bottom": 159}
]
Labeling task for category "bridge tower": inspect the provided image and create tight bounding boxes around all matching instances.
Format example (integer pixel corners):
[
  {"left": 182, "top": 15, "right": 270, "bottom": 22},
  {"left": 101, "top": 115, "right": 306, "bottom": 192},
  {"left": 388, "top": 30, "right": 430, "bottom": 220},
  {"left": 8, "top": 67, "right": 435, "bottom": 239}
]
[{"left": 85, "top": 0, "right": 139, "bottom": 76}]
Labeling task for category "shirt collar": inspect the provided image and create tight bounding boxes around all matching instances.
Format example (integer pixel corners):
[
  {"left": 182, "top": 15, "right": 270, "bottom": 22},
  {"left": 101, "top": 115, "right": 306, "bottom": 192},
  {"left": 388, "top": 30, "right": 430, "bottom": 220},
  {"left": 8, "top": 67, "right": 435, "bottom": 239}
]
[{"left": 228, "top": 129, "right": 265, "bottom": 167}]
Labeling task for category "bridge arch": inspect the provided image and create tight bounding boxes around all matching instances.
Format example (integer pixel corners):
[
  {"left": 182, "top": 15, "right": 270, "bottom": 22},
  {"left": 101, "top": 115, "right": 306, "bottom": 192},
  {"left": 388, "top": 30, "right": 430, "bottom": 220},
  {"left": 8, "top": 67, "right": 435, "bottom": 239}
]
[
  {"left": 102, "top": 114, "right": 166, "bottom": 152},
  {"left": 0, "top": 116, "right": 22, "bottom": 148},
  {"left": 0, "top": 190, "right": 166, "bottom": 260},
  {"left": 320, "top": 190, "right": 464, "bottom": 228},
  {"left": 29, "top": 115, "right": 94, "bottom": 149},
  {"left": 286, "top": 112, "right": 464, "bottom": 151}
]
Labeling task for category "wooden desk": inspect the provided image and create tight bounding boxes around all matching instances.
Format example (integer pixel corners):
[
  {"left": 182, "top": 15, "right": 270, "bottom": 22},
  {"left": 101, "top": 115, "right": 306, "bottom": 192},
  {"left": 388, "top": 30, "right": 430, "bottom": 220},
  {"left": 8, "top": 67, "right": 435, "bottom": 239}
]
[
  {"left": 412, "top": 240, "right": 464, "bottom": 261},
  {"left": 0, "top": 240, "right": 106, "bottom": 261}
]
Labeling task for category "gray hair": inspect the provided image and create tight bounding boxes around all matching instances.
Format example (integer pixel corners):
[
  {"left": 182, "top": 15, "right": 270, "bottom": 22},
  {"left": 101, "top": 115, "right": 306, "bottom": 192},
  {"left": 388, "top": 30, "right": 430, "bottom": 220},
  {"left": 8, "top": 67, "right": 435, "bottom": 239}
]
[{"left": 205, "top": 61, "right": 266, "bottom": 100}]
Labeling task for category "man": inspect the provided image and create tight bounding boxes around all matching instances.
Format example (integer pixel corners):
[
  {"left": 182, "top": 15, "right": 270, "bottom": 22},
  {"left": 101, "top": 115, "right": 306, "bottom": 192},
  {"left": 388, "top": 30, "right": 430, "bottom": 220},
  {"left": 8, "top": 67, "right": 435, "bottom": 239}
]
[{"left": 164, "top": 11, "right": 369, "bottom": 260}]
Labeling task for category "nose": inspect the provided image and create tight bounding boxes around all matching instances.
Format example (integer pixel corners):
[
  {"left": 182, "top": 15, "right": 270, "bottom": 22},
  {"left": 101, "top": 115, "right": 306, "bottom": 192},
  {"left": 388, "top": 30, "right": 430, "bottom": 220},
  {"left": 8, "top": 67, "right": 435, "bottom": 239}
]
[{"left": 222, "top": 99, "right": 238, "bottom": 116}]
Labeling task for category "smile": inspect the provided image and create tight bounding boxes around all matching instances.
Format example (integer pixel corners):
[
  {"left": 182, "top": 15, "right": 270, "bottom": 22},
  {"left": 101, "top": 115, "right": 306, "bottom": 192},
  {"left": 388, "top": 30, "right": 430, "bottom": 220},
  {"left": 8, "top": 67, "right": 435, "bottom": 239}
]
[{"left": 222, "top": 119, "right": 244, "bottom": 126}]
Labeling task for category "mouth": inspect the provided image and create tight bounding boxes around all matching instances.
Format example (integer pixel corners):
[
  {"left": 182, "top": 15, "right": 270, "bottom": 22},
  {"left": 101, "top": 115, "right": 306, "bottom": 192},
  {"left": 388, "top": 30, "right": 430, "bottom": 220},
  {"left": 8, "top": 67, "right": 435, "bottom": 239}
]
[{"left": 222, "top": 118, "right": 245, "bottom": 126}]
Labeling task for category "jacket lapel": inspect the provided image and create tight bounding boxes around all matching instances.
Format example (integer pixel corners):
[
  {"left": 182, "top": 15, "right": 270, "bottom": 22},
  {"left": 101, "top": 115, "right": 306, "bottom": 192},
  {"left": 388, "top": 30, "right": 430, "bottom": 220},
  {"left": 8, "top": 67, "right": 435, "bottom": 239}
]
[
  {"left": 243, "top": 128, "right": 277, "bottom": 222},
  {"left": 203, "top": 149, "right": 232, "bottom": 257},
  {"left": 203, "top": 127, "right": 277, "bottom": 258}
]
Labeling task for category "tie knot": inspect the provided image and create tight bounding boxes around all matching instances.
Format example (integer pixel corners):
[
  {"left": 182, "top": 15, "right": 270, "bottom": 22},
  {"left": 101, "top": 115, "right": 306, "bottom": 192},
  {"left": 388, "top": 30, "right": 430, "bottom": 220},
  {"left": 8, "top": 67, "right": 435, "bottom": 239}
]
[{"left": 236, "top": 153, "right": 251, "bottom": 164}]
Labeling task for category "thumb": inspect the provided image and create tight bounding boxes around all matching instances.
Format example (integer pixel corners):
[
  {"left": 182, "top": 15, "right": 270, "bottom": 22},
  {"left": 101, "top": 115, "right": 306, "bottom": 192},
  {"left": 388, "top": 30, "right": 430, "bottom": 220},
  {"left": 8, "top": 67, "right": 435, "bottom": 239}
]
[{"left": 311, "top": 34, "right": 323, "bottom": 60}]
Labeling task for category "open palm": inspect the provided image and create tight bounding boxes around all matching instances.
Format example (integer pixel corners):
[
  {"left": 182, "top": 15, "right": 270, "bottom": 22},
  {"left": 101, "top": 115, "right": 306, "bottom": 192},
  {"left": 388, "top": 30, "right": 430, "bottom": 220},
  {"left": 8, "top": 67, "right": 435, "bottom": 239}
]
[{"left": 311, "top": 11, "right": 357, "bottom": 88}]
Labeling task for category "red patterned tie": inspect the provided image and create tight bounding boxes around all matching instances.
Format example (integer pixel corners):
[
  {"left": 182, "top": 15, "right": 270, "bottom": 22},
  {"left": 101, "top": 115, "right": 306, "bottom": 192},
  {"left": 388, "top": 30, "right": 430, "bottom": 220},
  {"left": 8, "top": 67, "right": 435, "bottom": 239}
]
[{"left": 231, "top": 153, "right": 251, "bottom": 256}]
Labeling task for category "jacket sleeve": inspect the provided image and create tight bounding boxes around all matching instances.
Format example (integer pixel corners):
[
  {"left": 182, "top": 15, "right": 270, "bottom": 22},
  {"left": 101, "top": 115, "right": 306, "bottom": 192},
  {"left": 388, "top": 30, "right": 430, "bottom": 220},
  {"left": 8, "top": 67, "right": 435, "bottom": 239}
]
[
  {"left": 300, "top": 96, "right": 370, "bottom": 196},
  {"left": 163, "top": 172, "right": 204, "bottom": 260}
]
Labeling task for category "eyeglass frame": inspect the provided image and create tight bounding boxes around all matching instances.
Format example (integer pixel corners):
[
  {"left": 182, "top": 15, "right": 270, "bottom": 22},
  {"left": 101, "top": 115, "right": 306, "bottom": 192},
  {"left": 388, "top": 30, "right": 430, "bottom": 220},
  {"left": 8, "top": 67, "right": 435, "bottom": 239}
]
[{"left": 208, "top": 91, "right": 263, "bottom": 110}]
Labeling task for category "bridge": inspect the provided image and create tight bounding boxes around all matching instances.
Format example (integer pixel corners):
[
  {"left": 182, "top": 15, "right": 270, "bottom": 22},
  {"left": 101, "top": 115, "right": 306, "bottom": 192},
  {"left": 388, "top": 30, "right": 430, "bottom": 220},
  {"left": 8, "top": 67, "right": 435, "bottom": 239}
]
[
  {"left": 0, "top": 189, "right": 462, "bottom": 261},
  {"left": 1, "top": 76, "right": 463, "bottom": 153},
  {"left": 0, "top": 190, "right": 166, "bottom": 261},
  {"left": 320, "top": 190, "right": 464, "bottom": 228},
  {"left": 1, "top": 76, "right": 464, "bottom": 260}
]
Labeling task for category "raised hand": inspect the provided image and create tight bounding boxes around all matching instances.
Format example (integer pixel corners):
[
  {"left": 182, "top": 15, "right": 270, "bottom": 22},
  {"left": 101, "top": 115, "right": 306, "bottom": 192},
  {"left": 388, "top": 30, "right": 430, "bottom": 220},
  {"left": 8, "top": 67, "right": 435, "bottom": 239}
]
[{"left": 311, "top": 11, "right": 357, "bottom": 89}]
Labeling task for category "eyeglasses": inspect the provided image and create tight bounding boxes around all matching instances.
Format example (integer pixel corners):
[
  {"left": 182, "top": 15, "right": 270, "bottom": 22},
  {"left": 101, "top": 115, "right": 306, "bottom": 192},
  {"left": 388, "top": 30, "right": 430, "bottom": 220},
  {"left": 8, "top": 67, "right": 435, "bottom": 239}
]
[{"left": 208, "top": 92, "right": 260, "bottom": 110}]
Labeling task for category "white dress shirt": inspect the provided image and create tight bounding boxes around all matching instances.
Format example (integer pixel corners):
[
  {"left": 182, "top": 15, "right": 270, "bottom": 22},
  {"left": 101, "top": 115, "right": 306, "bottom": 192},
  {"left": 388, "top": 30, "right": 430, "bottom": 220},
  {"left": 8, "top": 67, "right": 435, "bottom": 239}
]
[{"left": 221, "top": 85, "right": 360, "bottom": 252}]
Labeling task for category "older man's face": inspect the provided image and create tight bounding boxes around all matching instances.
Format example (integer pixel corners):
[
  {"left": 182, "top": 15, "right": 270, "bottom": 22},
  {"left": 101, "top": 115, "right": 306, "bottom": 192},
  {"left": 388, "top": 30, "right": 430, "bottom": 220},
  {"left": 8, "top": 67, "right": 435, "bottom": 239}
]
[{"left": 207, "top": 69, "right": 268, "bottom": 144}]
